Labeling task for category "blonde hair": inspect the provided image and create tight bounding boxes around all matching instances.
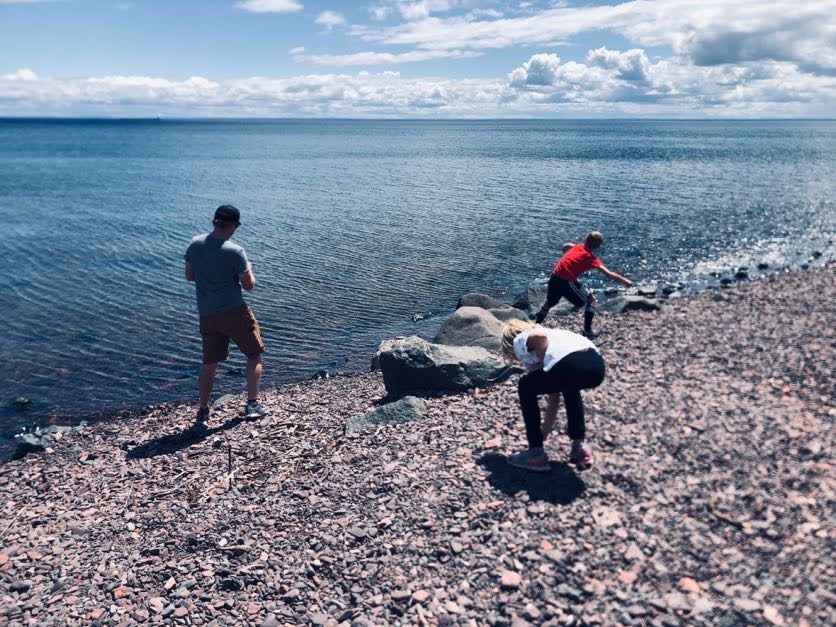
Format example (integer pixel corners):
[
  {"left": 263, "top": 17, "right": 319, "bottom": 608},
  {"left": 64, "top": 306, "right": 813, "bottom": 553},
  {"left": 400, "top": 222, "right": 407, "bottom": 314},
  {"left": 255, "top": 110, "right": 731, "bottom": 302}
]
[
  {"left": 501, "top": 319, "right": 539, "bottom": 361},
  {"left": 585, "top": 231, "right": 604, "bottom": 251}
]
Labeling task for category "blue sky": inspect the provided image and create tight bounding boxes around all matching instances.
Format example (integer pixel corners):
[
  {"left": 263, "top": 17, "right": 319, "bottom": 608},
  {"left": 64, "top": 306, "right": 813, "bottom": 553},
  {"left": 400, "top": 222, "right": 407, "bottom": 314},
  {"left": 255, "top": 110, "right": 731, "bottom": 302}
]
[{"left": 1, "top": 0, "right": 835, "bottom": 117}]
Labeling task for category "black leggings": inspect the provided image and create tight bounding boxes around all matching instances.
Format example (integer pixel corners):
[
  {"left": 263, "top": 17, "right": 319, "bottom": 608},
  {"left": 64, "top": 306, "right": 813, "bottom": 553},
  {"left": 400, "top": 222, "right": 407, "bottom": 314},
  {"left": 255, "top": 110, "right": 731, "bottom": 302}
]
[
  {"left": 518, "top": 349, "right": 606, "bottom": 448},
  {"left": 534, "top": 275, "right": 595, "bottom": 330}
]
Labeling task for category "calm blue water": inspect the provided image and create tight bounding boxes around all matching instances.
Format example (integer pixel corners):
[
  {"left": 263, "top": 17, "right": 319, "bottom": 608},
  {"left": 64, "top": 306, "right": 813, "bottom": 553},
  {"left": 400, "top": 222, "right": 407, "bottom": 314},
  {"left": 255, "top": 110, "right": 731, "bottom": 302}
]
[{"left": 1, "top": 119, "right": 834, "bottom": 431}]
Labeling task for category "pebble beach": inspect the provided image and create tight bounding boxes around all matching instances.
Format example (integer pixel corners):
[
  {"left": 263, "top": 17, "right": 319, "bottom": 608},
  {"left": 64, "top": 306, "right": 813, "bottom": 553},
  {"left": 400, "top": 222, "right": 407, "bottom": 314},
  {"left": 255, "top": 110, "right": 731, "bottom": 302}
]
[{"left": 0, "top": 265, "right": 833, "bottom": 626}]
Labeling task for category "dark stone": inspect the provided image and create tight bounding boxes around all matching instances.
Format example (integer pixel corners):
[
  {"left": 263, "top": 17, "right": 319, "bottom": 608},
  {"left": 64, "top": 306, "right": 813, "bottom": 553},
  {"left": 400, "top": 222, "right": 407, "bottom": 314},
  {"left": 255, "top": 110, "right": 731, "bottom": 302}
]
[
  {"left": 757, "top": 262, "right": 769, "bottom": 270},
  {"left": 597, "top": 296, "right": 662, "bottom": 314},
  {"left": 457, "top": 293, "right": 506, "bottom": 310},
  {"left": 345, "top": 396, "right": 427, "bottom": 434},
  {"left": 735, "top": 269, "right": 749, "bottom": 280},
  {"left": 812, "top": 251, "right": 822, "bottom": 258},
  {"left": 720, "top": 277, "right": 733, "bottom": 285},
  {"left": 311, "top": 369, "right": 329, "bottom": 380},
  {"left": 12, "top": 397, "right": 31, "bottom": 410}
]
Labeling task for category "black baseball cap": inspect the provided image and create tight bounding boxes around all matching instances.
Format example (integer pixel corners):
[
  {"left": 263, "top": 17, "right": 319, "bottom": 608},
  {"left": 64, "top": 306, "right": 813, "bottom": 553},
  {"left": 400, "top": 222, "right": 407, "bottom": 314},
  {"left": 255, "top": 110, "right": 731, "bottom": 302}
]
[{"left": 214, "top": 204, "right": 241, "bottom": 226}]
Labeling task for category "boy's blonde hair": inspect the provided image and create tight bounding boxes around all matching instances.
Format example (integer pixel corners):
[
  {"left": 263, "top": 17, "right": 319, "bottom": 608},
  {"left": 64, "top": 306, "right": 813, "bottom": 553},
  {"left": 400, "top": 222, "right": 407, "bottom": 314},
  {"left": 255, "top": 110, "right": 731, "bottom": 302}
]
[
  {"left": 585, "top": 231, "right": 604, "bottom": 251},
  {"left": 501, "top": 319, "right": 538, "bottom": 360}
]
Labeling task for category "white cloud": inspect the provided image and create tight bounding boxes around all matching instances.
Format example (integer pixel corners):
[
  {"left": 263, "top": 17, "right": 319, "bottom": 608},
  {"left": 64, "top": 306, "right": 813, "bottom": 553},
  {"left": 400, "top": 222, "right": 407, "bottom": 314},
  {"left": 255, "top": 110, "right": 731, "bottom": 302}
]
[
  {"left": 234, "top": 0, "right": 302, "bottom": 13},
  {"left": 3, "top": 68, "right": 38, "bottom": 81},
  {"left": 315, "top": 10, "right": 346, "bottom": 30},
  {"left": 507, "top": 49, "right": 836, "bottom": 114},
  {"left": 2, "top": 62, "right": 833, "bottom": 118},
  {"left": 369, "top": 5, "right": 391, "bottom": 21},
  {"left": 397, "top": 1, "right": 458, "bottom": 21},
  {"left": 296, "top": 48, "right": 482, "bottom": 67},
  {"left": 349, "top": 0, "right": 836, "bottom": 76},
  {"left": 289, "top": 46, "right": 305, "bottom": 54},
  {"left": 586, "top": 47, "right": 650, "bottom": 83}
]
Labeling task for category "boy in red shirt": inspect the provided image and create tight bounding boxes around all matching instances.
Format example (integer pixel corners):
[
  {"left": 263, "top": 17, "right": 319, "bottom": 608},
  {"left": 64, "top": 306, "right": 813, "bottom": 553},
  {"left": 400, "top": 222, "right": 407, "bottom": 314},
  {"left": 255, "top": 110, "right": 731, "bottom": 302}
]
[{"left": 533, "top": 231, "right": 633, "bottom": 336}]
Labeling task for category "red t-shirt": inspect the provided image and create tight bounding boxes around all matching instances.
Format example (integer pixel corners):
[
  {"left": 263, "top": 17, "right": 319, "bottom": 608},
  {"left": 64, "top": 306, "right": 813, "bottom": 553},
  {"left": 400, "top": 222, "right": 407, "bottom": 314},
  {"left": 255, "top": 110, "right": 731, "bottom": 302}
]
[{"left": 552, "top": 244, "right": 602, "bottom": 281}]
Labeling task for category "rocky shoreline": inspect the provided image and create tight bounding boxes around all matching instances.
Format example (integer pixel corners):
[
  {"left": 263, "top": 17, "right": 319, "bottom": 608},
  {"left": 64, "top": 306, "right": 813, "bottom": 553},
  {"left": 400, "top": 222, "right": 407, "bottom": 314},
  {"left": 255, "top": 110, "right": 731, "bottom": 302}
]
[{"left": 1, "top": 265, "right": 833, "bottom": 626}]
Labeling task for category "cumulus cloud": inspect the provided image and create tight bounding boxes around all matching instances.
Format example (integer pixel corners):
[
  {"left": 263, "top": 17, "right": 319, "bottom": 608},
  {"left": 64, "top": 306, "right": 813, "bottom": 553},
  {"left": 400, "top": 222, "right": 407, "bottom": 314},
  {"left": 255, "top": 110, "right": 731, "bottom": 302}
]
[
  {"left": 586, "top": 47, "right": 650, "bottom": 83},
  {"left": 507, "top": 49, "right": 836, "bottom": 114},
  {"left": 315, "top": 10, "right": 346, "bottom": 30},
  {"left": 234, "top": 0, "right": 302, "bottom": 13},
  {"left": 349, "top": 0, "right": 836, "bottom": 75},
  {"left": 3, "top": 68, "right": 38, "bottom": 81},
  {"left": 3, "top": 60, "right": 833, "bottom": 118}
]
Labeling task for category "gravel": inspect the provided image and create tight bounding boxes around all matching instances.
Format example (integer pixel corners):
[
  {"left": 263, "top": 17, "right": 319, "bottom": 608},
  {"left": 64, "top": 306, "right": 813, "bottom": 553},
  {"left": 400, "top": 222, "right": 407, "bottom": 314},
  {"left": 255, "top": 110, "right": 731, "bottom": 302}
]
[{"left": 0, "top": 265, "right": 833, "bottom": 626}]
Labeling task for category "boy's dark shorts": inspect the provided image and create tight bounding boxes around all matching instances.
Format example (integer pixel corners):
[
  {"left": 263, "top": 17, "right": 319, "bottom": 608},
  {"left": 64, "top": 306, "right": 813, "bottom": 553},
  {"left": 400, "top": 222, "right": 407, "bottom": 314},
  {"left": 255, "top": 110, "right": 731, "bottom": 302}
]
[{"left": 199, "top": 305, "right": 265, "bottom": 365}]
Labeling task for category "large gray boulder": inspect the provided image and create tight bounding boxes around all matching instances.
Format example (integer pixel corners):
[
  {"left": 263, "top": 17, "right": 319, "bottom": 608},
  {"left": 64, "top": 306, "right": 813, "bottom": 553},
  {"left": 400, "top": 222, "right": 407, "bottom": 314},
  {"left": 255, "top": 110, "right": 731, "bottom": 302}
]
[
  {"left": 433, "top": 306, "right": 505, "bottom": 351},
  {"left": 596, "top": 296, "right": 663, "bottom": 314},
  {"left": 377, "top": 336, "right": 516, "bottom": 396},
  {"left": 457, "top": 293, "right": 507, "bottom": 310},
  {"left": 487, "top": 307, "right": 528, "bottom": 323},
  {"left": 344, "top": 396, "right": 427, "bottom": 434}
]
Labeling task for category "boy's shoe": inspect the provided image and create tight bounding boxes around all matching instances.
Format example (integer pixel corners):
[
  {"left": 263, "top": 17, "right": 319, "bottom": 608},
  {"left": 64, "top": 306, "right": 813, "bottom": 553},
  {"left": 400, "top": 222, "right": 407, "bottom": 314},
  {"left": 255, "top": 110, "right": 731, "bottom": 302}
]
[
  {"left": 581, "top": 329, "right": 598, "bottom": 339},
  {"left": 243, "top": 400, "right": 269, "bottom": 419},
  {"left": 195, "top": 407, "right": 210, "bottom": 425},
  {"left": 569, "top": 442, "right": 593, "bottom": 470},
  {"left": 508, "top": 449, "right": 551, "bottom": 473}
]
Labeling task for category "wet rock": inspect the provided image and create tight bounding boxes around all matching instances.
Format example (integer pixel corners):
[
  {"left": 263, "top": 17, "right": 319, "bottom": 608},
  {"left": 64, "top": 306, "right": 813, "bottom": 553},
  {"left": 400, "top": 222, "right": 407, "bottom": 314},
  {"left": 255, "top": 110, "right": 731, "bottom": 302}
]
[
  {"left": 12, "top": 397, "right": 31, "bottom": 410},
  {"left": 457, "top": 293, "right": 507, "bottom": 310},
  {"left": 597, "top": 296, "right": 662, "bottom": 314}
]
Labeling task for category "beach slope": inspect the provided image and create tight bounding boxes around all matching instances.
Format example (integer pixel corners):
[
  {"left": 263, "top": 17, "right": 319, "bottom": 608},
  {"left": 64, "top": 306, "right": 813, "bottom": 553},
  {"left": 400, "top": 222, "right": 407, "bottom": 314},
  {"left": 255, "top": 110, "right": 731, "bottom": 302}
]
[{"left": 0, "top": 266, "right": 833, "bottom": 626}]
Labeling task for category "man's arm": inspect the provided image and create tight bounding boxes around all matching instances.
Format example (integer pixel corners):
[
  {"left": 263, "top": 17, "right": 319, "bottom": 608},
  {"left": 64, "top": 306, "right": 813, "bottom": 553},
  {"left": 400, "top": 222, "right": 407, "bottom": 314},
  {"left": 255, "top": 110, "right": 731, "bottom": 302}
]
[
  {"left": 185, "top": 261, "right": 195, "bottom": 282},
  {"left": 239, "top": 263, "right": 256, "bottom": 291},
  {"left": 595, "top": 264, "right": 633, "bottom": 287}
]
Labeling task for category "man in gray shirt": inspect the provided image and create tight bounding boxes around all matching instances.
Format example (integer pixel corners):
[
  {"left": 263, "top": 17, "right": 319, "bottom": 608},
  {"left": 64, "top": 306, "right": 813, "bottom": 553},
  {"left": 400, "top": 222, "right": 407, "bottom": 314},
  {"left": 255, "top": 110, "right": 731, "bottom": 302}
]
[{"left": 185, "top": 205, "right": 268, "bottom": 424}]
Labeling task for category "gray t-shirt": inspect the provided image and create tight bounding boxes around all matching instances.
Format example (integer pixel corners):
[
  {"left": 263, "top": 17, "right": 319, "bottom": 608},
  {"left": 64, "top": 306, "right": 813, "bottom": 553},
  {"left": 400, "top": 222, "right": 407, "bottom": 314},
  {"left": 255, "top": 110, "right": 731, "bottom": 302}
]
[{"left": 184, "top": 234, "right": 249, "bottom": 316}]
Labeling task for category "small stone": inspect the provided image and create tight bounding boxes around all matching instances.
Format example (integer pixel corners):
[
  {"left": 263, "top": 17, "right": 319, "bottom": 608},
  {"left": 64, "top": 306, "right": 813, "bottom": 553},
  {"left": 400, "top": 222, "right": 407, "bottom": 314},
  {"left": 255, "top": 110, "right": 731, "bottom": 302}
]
[
  {"left": 347, "top": 526, "right": 367, "bottom": 539},
  {"left": 524, "top": 603, "right": 541, "bottom": 620},
  {"left": 500, "top": 571, "right": 522, "bottom": 589},
  {"left": 484, "top": 437, "right": 502, "bottom": 449},
  {"left": 450, "top": 541, "right": 464, "bottom": 554},
  {"left": 412, "top": 590, "right": 430, "bottom": 603},
  {"left": 174, "top": 607, "right": 189, "bottom": 618},
  {"left": 148, "top": 597, "right": 166, "bottom": 614},
  {"left": 90, "top": 608, "right": 106, "bottom": 620},
  {"left": 678, "top": 577, "right": 702, "bottom": 595},
  {"left": 391, "top": 589, "right": 410, "bottom": 601},
  {"left": 247, "top": 603, "right": 260, "bottom": 615},
  {"left": 618, "top": 571, "right": 637, "bottom": 585},
  {"left": 763, "top": 606, "right": 785, "bottom": 625},
  {"left": 9, "top": 580, "right": 31, "bottom": 593},
  {"left": 164, "top": 576, "right": 176, "bottom": 591},
  {"left": 734, "top": 598, "right": 760, "bottom": 612}
]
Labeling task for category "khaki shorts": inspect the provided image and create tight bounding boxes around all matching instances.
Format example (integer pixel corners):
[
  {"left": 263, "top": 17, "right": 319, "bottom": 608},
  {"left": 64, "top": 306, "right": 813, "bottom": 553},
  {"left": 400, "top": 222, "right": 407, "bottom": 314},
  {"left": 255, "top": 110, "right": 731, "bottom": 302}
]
[{"left": 199, "top": 305, "right": 265, "bottom": 365}]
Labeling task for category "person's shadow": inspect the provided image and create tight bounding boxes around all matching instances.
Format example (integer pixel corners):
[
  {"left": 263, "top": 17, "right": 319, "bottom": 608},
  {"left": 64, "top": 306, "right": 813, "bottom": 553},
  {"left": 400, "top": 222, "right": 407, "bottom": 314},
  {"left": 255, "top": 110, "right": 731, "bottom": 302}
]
[
  {"left": 125, "top": 415, "right": 254, "bottom": 460},
  {"left": 477, "top": 453, "right": 586, "bottom": 504}
]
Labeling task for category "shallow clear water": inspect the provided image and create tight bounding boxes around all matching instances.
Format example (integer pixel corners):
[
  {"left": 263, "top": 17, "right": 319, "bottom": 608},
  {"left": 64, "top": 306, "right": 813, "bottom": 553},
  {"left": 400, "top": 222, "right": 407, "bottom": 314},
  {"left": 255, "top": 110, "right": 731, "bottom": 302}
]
[{"left": 1, "top": 119, "right": 834, "bottom": 431}]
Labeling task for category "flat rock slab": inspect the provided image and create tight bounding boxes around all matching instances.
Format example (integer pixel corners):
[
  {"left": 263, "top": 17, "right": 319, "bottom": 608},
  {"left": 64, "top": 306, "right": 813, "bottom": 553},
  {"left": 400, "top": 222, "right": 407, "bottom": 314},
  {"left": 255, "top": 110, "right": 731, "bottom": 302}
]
[{"left": 344, "top": 396, "right": 427, "bottom": 434}]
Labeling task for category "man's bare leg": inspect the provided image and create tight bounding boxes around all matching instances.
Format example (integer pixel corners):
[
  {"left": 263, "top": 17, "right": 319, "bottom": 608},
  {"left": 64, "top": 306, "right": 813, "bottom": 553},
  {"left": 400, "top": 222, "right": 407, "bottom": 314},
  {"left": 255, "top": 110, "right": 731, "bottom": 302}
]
[
  {"left": 246, "top": 355, "right": 262, "bottom": 402},
  {"left": 199, "top": 363, "right": 218, "bottom": 409}
]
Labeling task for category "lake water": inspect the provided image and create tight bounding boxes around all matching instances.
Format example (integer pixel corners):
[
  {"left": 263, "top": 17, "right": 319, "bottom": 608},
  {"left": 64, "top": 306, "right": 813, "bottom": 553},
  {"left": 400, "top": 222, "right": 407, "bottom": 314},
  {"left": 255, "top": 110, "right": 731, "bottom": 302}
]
[{"left": 1, "top": 119, "right": 834, "bottom": 433}]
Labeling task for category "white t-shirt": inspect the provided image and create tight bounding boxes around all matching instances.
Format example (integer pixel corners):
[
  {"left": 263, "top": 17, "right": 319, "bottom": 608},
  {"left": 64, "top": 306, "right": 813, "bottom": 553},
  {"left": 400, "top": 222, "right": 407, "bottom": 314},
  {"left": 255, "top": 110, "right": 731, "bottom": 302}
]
[{"left": 513, "top": 328, "right": 597, "bottom": 372}]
